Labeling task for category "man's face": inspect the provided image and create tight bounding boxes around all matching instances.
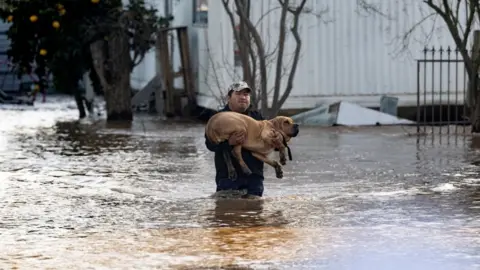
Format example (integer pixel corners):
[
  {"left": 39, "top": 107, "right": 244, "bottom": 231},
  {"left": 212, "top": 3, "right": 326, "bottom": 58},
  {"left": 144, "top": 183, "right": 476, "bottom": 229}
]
[{"left": 228, "top": 89, "right": 251, "bottom": 112}]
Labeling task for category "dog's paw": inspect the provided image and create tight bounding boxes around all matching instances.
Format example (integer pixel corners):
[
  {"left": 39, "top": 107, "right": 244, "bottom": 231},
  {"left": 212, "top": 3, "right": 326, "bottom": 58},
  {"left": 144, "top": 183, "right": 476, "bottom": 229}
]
[
  {"left": 274, "top": 163, "right": 283, "bottom": 179},
  {"left": 275, "top": 169, "right": 283, "bottom": 179}
]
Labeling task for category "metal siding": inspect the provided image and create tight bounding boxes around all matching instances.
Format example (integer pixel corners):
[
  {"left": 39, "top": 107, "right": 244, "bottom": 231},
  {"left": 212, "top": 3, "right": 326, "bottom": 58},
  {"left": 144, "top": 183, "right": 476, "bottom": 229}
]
[{"left": 196, "top": 0, "right": 474, "bottom": 109}]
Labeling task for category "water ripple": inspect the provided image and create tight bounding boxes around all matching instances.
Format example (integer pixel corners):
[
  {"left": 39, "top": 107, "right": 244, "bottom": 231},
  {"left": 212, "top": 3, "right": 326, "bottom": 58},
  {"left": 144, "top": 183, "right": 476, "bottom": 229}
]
[{"left": 0, "top": 97, "right": 479, "bottom": 269}]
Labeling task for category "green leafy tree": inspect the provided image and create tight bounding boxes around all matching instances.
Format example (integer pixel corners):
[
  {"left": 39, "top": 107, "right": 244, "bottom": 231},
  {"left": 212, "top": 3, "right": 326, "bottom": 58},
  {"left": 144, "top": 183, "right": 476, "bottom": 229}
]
[{"left": 0, "top": 0, "right": 172, "bottom": 121}]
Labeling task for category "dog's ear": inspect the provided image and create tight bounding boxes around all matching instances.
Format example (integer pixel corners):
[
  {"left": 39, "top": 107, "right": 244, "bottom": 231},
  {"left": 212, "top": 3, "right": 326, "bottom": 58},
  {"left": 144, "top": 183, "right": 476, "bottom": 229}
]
[{"left": 270, "top": 117, "right": 283, "bottom": 131}]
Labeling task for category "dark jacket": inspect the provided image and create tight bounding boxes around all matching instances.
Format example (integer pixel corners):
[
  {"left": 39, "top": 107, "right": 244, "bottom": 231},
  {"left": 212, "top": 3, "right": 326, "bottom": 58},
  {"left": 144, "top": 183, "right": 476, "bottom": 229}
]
[{"left": 204, "top": 105, "right": 265, "bottom": 183}]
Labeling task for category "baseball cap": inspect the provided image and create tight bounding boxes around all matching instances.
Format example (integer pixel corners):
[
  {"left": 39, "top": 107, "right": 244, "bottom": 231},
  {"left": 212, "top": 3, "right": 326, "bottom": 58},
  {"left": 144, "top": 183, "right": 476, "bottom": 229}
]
[{"left": 227, "top": 81, "right": 251, "bottom": 95}]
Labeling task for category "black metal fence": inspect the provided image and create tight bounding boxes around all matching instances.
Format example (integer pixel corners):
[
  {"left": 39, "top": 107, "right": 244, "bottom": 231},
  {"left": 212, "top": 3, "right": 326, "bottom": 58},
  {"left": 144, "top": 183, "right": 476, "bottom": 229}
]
[{"left": 416, "top": 47, "right": 471, "bottom": 134}]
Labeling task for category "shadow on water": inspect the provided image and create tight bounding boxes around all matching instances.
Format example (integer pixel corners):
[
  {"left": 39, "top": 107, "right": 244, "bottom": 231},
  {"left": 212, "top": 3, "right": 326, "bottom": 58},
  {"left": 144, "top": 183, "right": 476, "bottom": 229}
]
[{"left": 2, "top": 100, "right": 480, "bottom": 269}]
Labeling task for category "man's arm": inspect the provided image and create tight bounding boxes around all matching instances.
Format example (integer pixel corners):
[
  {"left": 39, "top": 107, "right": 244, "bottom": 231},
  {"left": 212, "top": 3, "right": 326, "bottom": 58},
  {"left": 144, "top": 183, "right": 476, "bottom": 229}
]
[{"left": 253, "top": 111, "right": 265, "bottom": 121}]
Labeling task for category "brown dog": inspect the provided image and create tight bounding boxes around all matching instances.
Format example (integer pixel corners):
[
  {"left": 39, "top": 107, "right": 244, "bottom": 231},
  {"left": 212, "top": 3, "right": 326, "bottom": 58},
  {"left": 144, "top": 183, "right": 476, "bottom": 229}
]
[{"left": 205, "top": 111, "right": 299, "bottom": 180}]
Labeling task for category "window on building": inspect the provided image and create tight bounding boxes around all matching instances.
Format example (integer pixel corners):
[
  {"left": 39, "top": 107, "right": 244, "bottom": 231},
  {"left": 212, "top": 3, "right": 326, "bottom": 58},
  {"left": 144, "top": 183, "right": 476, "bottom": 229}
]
[{"left": 193, "top": 0, "right": 208, "bottom": 25}]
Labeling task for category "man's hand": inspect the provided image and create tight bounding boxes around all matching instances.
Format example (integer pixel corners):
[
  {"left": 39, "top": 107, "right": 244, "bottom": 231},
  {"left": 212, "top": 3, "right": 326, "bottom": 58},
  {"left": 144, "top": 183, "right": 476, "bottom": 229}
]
[{"left": 228, "top": 132, "right": 246, "bottom": 145}]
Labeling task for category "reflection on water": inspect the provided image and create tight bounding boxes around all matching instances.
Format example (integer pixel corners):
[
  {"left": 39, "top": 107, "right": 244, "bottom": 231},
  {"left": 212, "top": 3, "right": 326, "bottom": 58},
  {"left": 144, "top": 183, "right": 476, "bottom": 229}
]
[
  {"left": 1, "top": 97, "right": 480, "bottom": 269},
  {"left": 16, "top": 120, "right": 199, "bottom": 158},
  {"left": 203, "top": 199, "right": 288, "bottom": 228}
]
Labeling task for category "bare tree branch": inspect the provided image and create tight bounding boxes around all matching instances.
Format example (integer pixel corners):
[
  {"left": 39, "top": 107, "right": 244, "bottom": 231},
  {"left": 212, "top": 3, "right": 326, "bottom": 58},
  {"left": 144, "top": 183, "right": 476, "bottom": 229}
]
[
  {"left": 254, "top": 6, "right": 282, "bottom": 28},
  {"left": 201, "top": 29, "right": 233, "bottom": 107},
  {"left": 271, "top": 0, "right": 289, "bottom": 112},
  {"left": 459, "top": 0, "right": 476, "bottom": 49},
  {"left": 215, "top": 0, "right": 314, "bottom": 116},
  {"left": 234, "top": 0, "right": 269, "bottom": 111},
  {"left": 355, "top": 0, "right": 394, "bottom": 19},
  {"left": 393, "top": 12, "right": 437, "bottom": 57},
  {"left": 221, "top": 0, "right": 247, "bottom": 77},
  {"left": 276, "top": 0, "right": 307, "bottom": 113},
  {"left": 423, "top": 0, "right": 474, "bottom": 76}
]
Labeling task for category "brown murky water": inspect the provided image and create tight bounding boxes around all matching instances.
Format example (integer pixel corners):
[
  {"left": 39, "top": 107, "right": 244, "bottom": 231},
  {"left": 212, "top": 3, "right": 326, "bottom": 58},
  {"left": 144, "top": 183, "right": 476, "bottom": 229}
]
[{"left": 1, "top": 96, "right": 479, "bottom": 270}]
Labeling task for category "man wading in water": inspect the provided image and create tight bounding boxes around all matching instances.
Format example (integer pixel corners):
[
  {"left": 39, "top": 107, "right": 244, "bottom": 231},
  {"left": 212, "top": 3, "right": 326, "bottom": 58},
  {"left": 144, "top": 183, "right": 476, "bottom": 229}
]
[{"left": 204, "top": 81, "right": 265, "bottom": 199}]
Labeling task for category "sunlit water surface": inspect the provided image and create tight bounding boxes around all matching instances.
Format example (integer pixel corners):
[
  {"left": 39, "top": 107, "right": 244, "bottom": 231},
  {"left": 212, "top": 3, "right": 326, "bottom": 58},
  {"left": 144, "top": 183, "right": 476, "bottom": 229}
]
[{"left": 0, "top": 96, "right": 479, "bottom": 270}]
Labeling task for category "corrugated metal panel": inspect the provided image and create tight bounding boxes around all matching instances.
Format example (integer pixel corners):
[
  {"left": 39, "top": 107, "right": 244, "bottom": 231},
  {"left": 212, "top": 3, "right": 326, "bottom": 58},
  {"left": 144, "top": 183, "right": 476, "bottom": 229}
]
[{"left": 196, "top": 0, "right": 473, "bottom": 110}]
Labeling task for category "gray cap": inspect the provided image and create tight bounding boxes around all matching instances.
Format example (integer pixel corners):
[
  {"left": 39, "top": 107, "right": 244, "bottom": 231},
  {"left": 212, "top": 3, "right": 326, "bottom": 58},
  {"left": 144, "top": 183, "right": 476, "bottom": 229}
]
[{"left": 227, "top": 81, "right": 251, "bottom": 95}]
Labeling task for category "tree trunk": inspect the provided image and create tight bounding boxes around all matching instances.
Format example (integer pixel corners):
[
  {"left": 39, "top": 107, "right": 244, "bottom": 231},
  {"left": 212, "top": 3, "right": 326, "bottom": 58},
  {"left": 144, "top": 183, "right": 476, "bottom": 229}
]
[
  {"left": 103, "top": 74, "right": 132, "bottom": 121},
  {"left": 470, "top": 31, "right": 480, "bottom": 133},
  {"left": 105, "top": 31, "right": 133, "bottom": 121},
  {"left": 90, "top": 31, "right": 133, "bottom": 122},
  {"left": 471, "top": 75, "right": 480, "bottom": 133},
  {"left": 472, "top": 102, "right": 480, "bottom": 133},
  {"left": 234, "top": 0, "right": 268, "bottom": 115}
]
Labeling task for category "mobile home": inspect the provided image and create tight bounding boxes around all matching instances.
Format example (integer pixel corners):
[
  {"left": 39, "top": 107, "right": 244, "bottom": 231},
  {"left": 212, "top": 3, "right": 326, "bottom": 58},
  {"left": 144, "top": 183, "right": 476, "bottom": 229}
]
[{"left": 134, "top": 0, "right": 472, "bottom": 114}]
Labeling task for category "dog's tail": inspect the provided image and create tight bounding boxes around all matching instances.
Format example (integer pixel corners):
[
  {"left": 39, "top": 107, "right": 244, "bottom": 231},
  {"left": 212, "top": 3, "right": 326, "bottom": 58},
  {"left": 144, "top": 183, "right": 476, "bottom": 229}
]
[{"left": 205, "top": 127, "right": 224, "bottom": 144}]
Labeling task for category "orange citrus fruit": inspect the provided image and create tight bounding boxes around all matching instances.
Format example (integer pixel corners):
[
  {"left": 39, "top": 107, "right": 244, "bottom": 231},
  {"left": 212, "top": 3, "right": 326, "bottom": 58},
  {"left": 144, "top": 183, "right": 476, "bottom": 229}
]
[
  {"left": 29, "top": 15, "right": 38, "bottom": 22},
  {"left": 7, "top": 15, "right": 13, "bottom": 22},
  {"left": 39, "top": 49, "right": 47, "bottom": 56},
  {"left": 52, "top": 21, "right": 60, "bottom": 28}
]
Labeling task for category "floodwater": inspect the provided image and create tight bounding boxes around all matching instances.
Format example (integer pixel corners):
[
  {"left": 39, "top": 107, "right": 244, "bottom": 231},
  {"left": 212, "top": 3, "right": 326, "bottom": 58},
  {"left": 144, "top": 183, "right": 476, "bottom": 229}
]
[{"left": 1, "top": 96, "right": 479, "bottom": 270}]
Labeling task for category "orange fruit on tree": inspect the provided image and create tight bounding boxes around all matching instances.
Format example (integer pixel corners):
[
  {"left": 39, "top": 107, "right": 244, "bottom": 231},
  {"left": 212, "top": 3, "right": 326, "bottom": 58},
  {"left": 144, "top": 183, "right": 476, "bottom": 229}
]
[
  {"left": 59, "top": 9, "right": 66, "bottom": 16},
  {"left": 39, "top": 49, "right": 47, "bottom": 56},
  {"left": 30, "top": 15, "right": 38, "bottom": 22},
  {"left": 91, "top": 0, "right": 100, "bottom": 3},
  {"left": 52, "top": 21, "right": 60, "bottom": 28},
  {"left": 56, "top": 3, "right": 64, "bottom": 10},
  {"left": 7, "top": 15, "right": 13, "bottom": 22}
]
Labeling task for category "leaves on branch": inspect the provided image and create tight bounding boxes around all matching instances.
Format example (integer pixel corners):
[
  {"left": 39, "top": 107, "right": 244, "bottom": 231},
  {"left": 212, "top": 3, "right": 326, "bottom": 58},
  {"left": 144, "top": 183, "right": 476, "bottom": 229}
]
[{"left": 0, "top": 0, "right": 173, "bottom": 93}]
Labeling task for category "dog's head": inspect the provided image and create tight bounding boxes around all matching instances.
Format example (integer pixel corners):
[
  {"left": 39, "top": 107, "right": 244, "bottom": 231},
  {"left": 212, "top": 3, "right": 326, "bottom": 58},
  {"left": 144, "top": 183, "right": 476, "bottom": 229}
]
[{"left": 270, "top": 116, "right": 300, "bottom": 140}]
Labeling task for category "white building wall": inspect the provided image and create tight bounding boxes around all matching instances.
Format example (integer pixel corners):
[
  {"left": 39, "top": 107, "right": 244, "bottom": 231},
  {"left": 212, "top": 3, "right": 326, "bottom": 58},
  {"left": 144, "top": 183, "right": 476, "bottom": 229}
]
[
  {"left": 194, "top": 1, "right": 241, "bottom": 109},
  {"left": 196, "top": 0, "right": 474, "bottom": 110},
  {"left": 129, "top": 0, "right": 200, "bottom": 93},
  {"left": 128, "top": 0, "right": 167, "bottom": 90},
  {"left": 129, "top": 0, "right": 194, "bottom": 91}
]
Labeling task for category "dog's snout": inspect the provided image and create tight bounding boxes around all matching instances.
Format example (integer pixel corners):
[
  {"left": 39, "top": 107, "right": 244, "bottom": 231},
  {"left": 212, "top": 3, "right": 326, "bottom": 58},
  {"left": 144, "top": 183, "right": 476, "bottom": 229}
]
[{"left": 292, "top": 124, "right": 299, "bottom": 137}]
